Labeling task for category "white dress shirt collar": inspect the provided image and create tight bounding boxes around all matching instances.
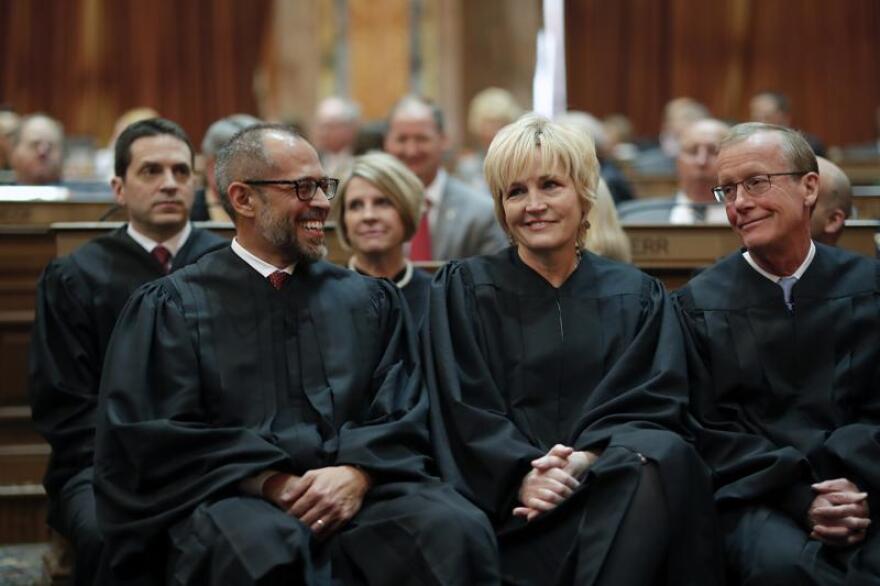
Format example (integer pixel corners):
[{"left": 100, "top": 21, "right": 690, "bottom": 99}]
[
  {"left": 230, "top": 238, "right": 295, "bottom": 278},
  {"left": 126, "top": 222, "right": 192, "bottom": 257},
  {"left": 742, "top": 240, "right": 816, "bottom": 283}
]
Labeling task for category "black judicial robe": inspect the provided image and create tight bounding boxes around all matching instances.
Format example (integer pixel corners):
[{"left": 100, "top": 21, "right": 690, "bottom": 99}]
[
  {"left": 29, "top": 225, "right": 227, "bottom": 523},
  {"left": 674, "top": 244, "right": 880, "bottom": 527},
  {"left": 94, "top": 247, "right": 497, "bottom": 585},
  {"left": 426, "top": 248, "right": 721, "bottom": 585},
  {"left": 401, "top": 265, "right": 431, "bottom": 327}
]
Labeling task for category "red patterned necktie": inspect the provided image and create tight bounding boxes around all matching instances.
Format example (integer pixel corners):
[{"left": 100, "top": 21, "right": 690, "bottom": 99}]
[
  {"left": 151, "top": 245, "right": 171, "bottom": 274},
  {"left": 268, "top": 271, "right": 290, "bottom": 290},
  {"left": 409, "top": 204, "right": 433, "bottom": 261}
]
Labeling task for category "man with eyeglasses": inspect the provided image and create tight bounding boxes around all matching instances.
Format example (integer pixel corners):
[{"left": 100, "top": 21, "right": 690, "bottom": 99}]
[
  {"left": 618, "top": 118, "right": 730, "bottom": 223},
  {"left": 93, "top": 124, "right": 500, "bottom": 585},
  {"left": 674, "top": 122, "right": 880, "bottom": 585}
]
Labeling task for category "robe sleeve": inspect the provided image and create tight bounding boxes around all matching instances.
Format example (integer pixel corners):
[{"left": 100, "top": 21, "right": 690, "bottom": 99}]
[
  {"left": 425, "top": 262, "right": 544, "bottom": 523},
  {"left": 94, "top": 281, "right": 291, "bottom": 576},
  {"left": 29, "top": 260, "right": 100, "bottom": 495},
  {"left": 569, "top": 276, "right": 695, "bottom": 451},
  {"left": 673, "top": 291, "right": 817, "bottom": 526},
  {"left": 334, "top": 281, "right": 434, "bottom": 483}
]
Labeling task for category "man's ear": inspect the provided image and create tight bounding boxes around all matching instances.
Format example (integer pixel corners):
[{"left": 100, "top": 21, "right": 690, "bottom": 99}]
[
  {"left": 228, "top": 182, "right": 256, "bottom": 219},
  {"left": 111, "top": 176, "right": 126, "bottom": 207},
  {"left": 802, "top": 171, "right": 820, "bottom": 209},
  {"left": 826, "top": 208, "right": 846, "bottom": 236}
]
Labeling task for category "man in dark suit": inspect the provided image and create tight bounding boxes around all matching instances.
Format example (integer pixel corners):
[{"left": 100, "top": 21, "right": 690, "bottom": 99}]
[
  {"left": 384, "top": 95, "right": 507, "bottom": 260},
  {"left": 28, "top": 118, "right": 227, "bottom": 585}
]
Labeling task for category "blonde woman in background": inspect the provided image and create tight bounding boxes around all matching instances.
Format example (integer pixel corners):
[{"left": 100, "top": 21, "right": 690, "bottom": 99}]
[
  {"left": 334, "top": 151, "right": 432, "bottom": 325},
  {"left": 455, "top": 87, "right": 523, "bottom": 191},
  {"left": 584, "top": 178, "right": 632, "bottom": 263}
]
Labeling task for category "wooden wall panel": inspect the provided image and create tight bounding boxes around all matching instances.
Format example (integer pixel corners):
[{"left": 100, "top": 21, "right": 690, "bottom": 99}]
[
  {"left": 566, "top": 0, "right": 880, "bottom": 147},
  {"left": 349, "top": 0, "right": 410, "bottom": 120},
  {"left": 0, "top": 0, "right": 273, "bottom": 144}
]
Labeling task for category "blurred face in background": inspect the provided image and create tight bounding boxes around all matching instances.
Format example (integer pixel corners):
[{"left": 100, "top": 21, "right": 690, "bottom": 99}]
[
  {"left": 11, "top": 116, "right": 63, "bottom": 184},
  {"left": 384, "top": 105, "right": 446, "bottom": 187},
  {"left": 676, "top": 119, "right": 730, "bottom": 203}
]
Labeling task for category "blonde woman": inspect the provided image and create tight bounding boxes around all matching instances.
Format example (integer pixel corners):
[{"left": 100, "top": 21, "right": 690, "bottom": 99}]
[
  {"left": 584, "top": 179, "right": 632, "bottom": 263},
  {"left": 335, "top": 151, "right": 432, "bottom": 324},
  {"left": 427, "top": 113, "right": 720, "bottom": 585}
]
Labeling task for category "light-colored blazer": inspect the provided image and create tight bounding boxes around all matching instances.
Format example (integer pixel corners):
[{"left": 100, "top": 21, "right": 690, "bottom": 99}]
[{"left": 432, "top": 176, "right": 508, "bottom": 260}]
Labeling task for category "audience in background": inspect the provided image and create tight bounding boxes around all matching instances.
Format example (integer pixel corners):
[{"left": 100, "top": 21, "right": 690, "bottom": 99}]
[
  {"left": 10, "top": 113, "right": 64, "bottom": 185},
  {"left": 584, "top": 178, "right": 632, "bottom": 262},
  {"left": 92, "top": 107, "right": 160, "bottom": 181},
  {"left": 618, "top": 118, "right": 730, "bottom": 223},
  {"left": 312, "top": 96, "right": 361, "bottom": 178},
  {"left": 556, "top": 110, "right": 634, "bottom": 205},
  {"left": 811, "top": 156, "right": 853, "bottom": 246},
  {"left": 750, "top": 90, "right": 826, "bottom": 156},
  {"left": 455, "top": 87, "right": 523, "bottom": 191},
  {"left": 194, "top": 113, "right": 262, "bottom": 221},
  {"left": 602, "top": 113, "right": 639, "bottom": 162},
  {"left": 632, "top": 97, "right": 709, "bottom": 175},
  {"left": 0, "top": 107, "right": 20, "bottom": 174},
  {"left": 384, "top": 95, "right": 506, "bottom": 260}
]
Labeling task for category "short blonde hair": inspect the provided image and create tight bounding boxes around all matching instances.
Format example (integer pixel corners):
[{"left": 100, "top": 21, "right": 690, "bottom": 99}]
[
  {"left": 467, "top": 88, "right": 523, "bottom": 137},
  {"left": 584, "top": 179, "right": 631, "bottom": 263},
  {"left": 334, "top": 151, "right": 424, "bottom": 250},
  {"left": 483, "top": 112, "right": 599, "bottom": 249}
]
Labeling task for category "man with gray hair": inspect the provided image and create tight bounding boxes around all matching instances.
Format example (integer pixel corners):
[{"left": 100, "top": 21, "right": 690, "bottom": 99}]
[
  {"left": 675, "top": 122, "right": 880, "bottom": 584},
  {"left": 10, "top": 112, "right": 64, "bottom": 184},
  {"left": 617, "top": 118, "right": 730, "bottom": 223},
  {"left": 811, "top": 156, "right": 852, "bottom": 247},
  {"left": 194, "top": 113, "right": 261, "bottom": 221},
  {"left": 312, "top": 96, "right": 360, "bottom": 178},
  {"left": 95, "top": 123, "right": 500, "bottom": 585},
  {"left": 384, "top": 94, "right": 506, "bottom": 260}
]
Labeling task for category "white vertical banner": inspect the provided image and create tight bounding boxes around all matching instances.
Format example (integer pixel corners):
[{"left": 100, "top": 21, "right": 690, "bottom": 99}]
[{"left": 533, "top": 0, "right": 566, "bottom": 118}]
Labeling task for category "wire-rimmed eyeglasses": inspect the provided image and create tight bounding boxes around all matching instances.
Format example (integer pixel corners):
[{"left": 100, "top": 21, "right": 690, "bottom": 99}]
[{"left": 712, "top": 172, "right": 807, "bottom": 204}]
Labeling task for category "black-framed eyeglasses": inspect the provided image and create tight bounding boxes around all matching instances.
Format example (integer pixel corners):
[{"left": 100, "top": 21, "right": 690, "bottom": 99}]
[
  {"left": 243, "top": 177, "right": 339, "bottom": 201},
  {"left": 712, "top": 172, "right": 808, "bottom": 204}
]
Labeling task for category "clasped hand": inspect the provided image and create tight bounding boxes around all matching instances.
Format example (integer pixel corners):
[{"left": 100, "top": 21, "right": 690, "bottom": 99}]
[
  {"left": 263, "top": 465, "right": 372, "bottom": 538},
  {"left": 808, "top": 477, "right": 871, "bottom": 546},
  {"left": 514, "top": 444, "right": 601, "bottom": 522}
]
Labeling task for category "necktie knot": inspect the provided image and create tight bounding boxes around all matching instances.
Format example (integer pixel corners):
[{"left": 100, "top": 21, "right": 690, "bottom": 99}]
[
  {"left": 409, "top": 204, "right": 433, "bottom": 261},
  {"left": 778, "top": 276, "right": 797, "bottom": 310},
  {"left": 268, "top": 271, "right": 289, "bottom": 290},
  {"left": 151, "top": 245, "right": 171, "bottom": 274}
]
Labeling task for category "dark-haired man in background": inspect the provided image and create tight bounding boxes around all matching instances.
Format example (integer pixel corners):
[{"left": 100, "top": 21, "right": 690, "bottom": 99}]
[{"left": 29, "top": 118, "right": 227, "bottom": 585}]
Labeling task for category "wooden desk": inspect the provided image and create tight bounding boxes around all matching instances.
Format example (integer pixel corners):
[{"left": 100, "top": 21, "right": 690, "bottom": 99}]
[
  {"left": 626, "top": 220, "right": 879, "bottom": 289},
  {"left": 840, "top": 159, "right": 880, "bottom": 185},
  {"left": 0, "top": 187, "right": 123, "bottom": 226},
  {"left": 853, "top": 187, "right": 880, "bottom": 219}
]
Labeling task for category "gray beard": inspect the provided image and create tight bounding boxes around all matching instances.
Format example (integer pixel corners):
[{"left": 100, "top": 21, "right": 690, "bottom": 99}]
[{"left": 258, "top": 205, "right": 327, "bottom": 264}]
